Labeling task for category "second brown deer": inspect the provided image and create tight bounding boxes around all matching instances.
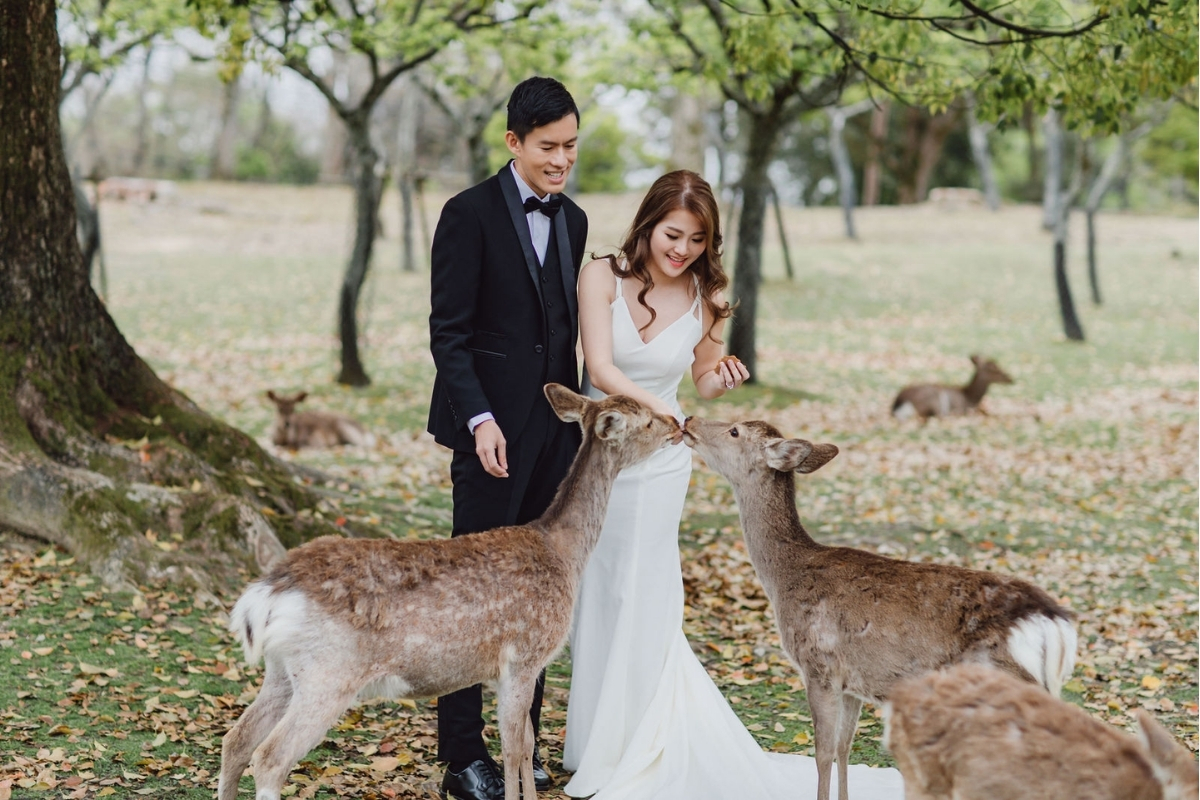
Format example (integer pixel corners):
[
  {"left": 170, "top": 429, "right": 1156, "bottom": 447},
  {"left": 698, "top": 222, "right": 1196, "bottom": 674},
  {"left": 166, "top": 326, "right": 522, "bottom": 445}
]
[
  {"left": 891, "top": 354, "right": 1013, "bottom": 420},
  {"left": 884, "top": 663, "right": 1199, "bottom": 800},
  {"left": 219, "top": 385, "right": 683, "bottom": 800},
  {"left": 682, "top": 416, "right": 1077, "bottom": 800},
  {"left": 266, "top": 390, "right": 374, "bottom": 448}
]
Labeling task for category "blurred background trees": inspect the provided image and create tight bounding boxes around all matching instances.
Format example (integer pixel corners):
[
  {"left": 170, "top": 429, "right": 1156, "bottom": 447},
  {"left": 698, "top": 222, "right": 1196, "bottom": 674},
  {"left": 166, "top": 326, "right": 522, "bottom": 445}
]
[{"left": 56, "top": 0, "right": 1198, "bottom": 368}]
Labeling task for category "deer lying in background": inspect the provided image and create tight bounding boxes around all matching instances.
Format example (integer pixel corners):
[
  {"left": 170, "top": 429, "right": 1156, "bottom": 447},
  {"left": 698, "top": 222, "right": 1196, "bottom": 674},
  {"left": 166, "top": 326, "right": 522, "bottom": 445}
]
[
  {"left": 266, "top": 390, "right": 374, "bottom": 448},
  {"left": 884, "top": 663, "right": 1199, "bottom": 800},
  {"left": 682, "top": 416, "right": 1077, "bottom": 800},
  {"left": 892, "top": 354, "right": 1013, "bottom": 420},
  {"left": 218, "top": 385, "right": 682, "bottom": 800}
]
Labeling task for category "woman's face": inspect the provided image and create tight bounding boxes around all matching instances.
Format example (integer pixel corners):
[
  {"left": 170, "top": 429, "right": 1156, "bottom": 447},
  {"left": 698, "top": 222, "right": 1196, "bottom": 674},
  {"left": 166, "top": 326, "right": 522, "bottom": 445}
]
[{"left": 647, "top": 208, "right": 706, "bottom": 281}]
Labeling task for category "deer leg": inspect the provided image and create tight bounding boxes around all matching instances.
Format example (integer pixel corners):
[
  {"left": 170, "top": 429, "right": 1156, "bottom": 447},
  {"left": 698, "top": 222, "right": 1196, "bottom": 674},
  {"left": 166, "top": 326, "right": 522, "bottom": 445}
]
[
  {"left": 835, "top": 694, "right": 863, "bottom": 800},
  {"left": 218, "top": 660, "right": 293, "bottom": 800},
  {"left": 248, "top": 682, "right": 358, "bottom": 800},
  {"left": 496, "top": 669, "right": 538, "bottom": 800},
  {"left": 808, "top": 682, "right": 842, "bottom": 800}
]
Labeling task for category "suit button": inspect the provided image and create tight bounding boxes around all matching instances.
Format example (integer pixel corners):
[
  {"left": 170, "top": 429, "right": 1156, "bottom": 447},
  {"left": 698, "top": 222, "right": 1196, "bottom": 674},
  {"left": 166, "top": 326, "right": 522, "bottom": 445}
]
[
  {"left": 541, "top": 274, "right": 548, "bottom": 283},
  {"left": 535, "top": 345, "right": 544, "bottom": 354},
  {"left": 546, "top": 300, "right": 553, "bottom": 308},
  {"left": 550, "top": 329, "right": 557, "bottom": 336}
]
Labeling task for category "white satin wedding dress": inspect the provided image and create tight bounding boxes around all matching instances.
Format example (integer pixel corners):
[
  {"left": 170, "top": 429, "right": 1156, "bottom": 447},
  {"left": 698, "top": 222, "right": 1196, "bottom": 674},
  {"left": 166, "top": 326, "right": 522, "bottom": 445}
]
[{"left": 562, "top": 273, "right": 903, "bottom": 800}]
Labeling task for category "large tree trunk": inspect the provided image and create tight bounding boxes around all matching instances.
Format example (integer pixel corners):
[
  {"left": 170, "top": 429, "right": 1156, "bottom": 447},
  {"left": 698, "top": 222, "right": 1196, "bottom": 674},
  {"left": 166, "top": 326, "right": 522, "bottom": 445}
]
[
  {"left": 668, "top": 91, "right": 706, "bottom": 173},
  {"left": 896, "top": 105, "right": 962, "bottom": 204},
  {"left": 861, "top": 102, "right": 889, "bottom": 207},
  {"left": 336, "top": 119, "right": 381, "bottom": 386},
  {"left": 727, "top": 106, "right": 784, "bottom": 383},
  {"left": 1, "top": 1, "right": 340, "bottom": 593},
  {"left": 966, "top": 99, "right": 1000, "bottom": 211},
  {"left": 1051, "top": 130, "right": 1085, "bottom": 341},
  {"left": 1042, "top": 109, "right": 1063, "bottom": 230},
  {"left": 211, "top": 73, "right": 241, "bottom": 181}
]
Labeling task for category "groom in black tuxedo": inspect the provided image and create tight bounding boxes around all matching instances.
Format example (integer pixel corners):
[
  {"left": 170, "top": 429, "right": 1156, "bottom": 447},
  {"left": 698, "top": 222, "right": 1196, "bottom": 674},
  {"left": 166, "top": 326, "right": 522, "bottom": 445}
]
[{"left": 427, "top": 76, "right": 588, "bottom": 800}]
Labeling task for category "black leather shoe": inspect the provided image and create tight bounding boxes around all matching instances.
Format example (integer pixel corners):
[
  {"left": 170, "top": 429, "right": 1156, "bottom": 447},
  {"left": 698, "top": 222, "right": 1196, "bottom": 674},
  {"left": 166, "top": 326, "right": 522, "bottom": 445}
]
[
  {"left": 531, "top": 749, "right": 553, "bottom": 791},
  {"left": 441, "top": 759, "right": 504, "bottom": 800}
]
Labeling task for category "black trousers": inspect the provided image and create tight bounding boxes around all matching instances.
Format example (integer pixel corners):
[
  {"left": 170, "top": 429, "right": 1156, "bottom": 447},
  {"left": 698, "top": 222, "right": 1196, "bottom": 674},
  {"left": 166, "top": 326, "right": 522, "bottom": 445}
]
[{"left": 436, "top": 399, "right": 580, "bottom": 765}]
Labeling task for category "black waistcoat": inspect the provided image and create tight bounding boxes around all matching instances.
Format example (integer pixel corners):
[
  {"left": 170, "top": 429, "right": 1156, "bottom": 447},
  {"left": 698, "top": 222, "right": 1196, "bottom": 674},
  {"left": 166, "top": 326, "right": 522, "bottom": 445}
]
[{"left": 540, "top": 224, "right": 575, "bottom": 388}]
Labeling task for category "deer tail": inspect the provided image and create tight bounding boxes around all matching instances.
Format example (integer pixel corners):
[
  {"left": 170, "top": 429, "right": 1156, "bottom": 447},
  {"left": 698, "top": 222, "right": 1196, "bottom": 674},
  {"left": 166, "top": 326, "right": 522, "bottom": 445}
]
[{"left": 1007, "top": 614, "right": 1078, "bottom": 697}]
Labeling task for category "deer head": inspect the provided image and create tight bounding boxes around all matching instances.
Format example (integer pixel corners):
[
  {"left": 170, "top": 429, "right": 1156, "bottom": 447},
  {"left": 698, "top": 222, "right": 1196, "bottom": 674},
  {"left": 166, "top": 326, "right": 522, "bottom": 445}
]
[
  {"left": 545, "top": 383, "right": 682, "bottom": 468},
  {"left": 682, "top": 417, "right": 838, "bottom": 481},
  {"left": 970, "top": 355, "right": 1014, "bottom": 386}
]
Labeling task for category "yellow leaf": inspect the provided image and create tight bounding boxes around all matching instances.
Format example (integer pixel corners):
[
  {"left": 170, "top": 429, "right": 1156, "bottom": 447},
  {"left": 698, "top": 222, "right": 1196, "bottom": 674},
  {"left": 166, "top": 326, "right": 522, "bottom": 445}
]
[
  {"left": 1141, "top": 675, "right": 1162, "bottom": 691},
  {"left": 1063, "top": 678, "right": 1086, "bottom": 693},
  {"left": 98, "top": 789, "right": 116, "bottom": 797},
  {"left": 792, "top": 731, "right": 811, "bottom": 745},
  {"left": 32, "top": 647, "right": 54, "bottom": 657}
]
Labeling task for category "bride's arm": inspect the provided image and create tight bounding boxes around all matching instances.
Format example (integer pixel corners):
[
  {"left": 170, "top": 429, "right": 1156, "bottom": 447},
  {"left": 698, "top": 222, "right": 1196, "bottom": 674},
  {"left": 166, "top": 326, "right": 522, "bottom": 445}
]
[
  {"left": 690, "top": 291, "right": 750, "bottom": 400},
  {"left": 578, "top": 259, "right": 677, "bottom": 418}
]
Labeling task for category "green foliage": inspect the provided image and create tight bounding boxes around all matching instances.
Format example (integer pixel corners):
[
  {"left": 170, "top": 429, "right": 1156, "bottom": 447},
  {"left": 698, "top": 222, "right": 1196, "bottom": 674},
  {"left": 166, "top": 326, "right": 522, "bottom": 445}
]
[
  {"left": 234, "top": 120, "right": 320, "bottom": 185},
  {"left": 57, "top": 0, "right": 189, "bottom": 98},
  {"left": 1136, "top": 103, "right": 1199, "bottom": 202},
  {"left": 575, "top": 112, "right": 648, "bottom": 193}
]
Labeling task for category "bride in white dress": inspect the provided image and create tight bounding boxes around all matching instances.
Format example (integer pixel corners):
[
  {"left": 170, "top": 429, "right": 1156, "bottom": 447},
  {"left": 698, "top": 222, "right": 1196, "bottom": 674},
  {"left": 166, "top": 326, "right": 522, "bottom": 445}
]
[{"left": 563, "top": 171, "right": 903, "bottom": 800}]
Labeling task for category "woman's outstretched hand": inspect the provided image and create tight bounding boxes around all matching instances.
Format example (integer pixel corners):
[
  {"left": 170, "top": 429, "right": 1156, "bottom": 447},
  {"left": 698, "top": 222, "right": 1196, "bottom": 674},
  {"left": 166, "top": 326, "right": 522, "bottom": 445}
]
[{"left": 713, "top": 355, "right": 750, "bottom": 392}]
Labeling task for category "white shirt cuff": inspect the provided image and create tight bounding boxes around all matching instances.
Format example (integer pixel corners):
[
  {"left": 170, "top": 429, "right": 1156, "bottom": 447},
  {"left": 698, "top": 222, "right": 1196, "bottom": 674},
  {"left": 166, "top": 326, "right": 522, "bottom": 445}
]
[{"left": 468, "top": 412, "right": 495, "bottom": 434}]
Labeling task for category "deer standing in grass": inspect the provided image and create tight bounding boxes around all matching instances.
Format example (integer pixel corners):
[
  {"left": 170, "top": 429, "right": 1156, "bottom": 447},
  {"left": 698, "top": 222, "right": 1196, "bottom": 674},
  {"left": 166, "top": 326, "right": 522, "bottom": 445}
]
[
  {"left": 266, "top": 390, "right": 374, "bottom": 448},
  {"left": 682, "top": 416, "right": 1077, "bottom": 800},
  {"left": 884, "top": 663, "right": 1199, "bottom": 800},
  {"left": 218, "top": 385, "right": 682, "bottom": 800},
  {"left": 891, "top": 355, "right": 1013, "bottom": 420}
]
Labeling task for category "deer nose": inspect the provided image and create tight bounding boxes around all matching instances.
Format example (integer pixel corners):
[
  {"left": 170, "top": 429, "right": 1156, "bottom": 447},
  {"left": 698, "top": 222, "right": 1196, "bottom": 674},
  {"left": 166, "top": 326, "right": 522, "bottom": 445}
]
[{"left": 682, "top": 416, "right": 693, "bottom": 430}]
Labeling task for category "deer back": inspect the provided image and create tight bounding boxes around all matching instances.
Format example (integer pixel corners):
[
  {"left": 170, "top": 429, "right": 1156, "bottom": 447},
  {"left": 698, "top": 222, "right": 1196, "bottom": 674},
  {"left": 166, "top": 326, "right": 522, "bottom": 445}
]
[{"left": 885, "top": 664, "right": 1184, "bottom": 800}]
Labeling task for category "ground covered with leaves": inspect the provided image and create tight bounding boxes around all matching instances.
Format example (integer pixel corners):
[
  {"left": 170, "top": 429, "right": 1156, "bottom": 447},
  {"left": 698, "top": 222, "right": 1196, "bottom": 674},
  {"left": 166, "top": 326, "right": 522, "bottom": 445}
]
[{"left": 2, "top": 184, "right": 1196, "bottom": 798}]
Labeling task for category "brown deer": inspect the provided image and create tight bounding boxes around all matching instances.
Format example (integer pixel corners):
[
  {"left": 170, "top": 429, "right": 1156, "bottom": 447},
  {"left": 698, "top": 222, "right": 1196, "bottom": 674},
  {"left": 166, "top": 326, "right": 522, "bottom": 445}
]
[
  {"left": 266, "top": 390, "right": 374, "bottom": 448},
  {"left": 682, "top": 416, "right": 1077, "bottom": 800},
  {"left": 884, "top": 663, "right": 1199, "bottom": 800},
  {"left": 891, "top": 354, "right": 1013, "bottom": 420},
  {"left": 218, "top": 385, "right": 683, "bottom": 800}
]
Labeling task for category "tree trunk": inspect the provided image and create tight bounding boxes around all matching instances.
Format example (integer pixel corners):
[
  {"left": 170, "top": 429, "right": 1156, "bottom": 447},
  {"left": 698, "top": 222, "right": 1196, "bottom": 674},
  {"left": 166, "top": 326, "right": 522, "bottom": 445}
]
[
  {"left": 1, "top": 0, "right": 340, "bottom": 593},
  {"left": 336, "top": 120, "right": 380, "bottom": 387},
  {"left": 895, "top": 106, "right": 960, "bottom": 204},
  {"left": 862, "top": 102, "right": 889, "bottom": 207},
  {"left": 767, "top": 182, "right": 794, "bottom": 280},
  {"left": 727, "top": 107, "right": 784, "bottom": 383},
  {"left": 130, "top": 47, "right": 154, "bottom": 175},
  {"left": 1051, "top": 133, "right": 1085, "bottom": 341},
  {"left": 668, "top": 91, "right": 706, "bottom": 173},
  {"left": 467, "top": 126, "right": 491, "bottom": 187},
  {"left": 827, "top": 101, "right": 872, "bottom": 239},
  {"left": 966, "top": 99, "right": 1000, "bottom": 211},
  {"left": 1042, "top": 109, "right": 1062, "bottom": 230},
  {"left": 396, "top": 82, "right": 419, "bottom": 272},
  {"left": 211, "top": 74, "right": 241, "bottom": 181}
]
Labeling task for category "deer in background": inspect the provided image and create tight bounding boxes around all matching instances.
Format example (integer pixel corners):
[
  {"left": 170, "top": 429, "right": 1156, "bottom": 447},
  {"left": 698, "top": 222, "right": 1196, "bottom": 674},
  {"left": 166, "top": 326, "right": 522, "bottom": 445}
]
[
  {"left": 218, "top": 385, "right": 683, "bottom": 800},
  {"left": 682, "top": 416, "right": 1077, "bottom": 800},
  {"left": 892, "top": 354, "right": 1013, "bottom": 420},
  {"left": 884, "top": 663, "right": 1199, "bottom": 800},
  {"left": 266, "top": 390, "right": 374, "bottom": 448}
]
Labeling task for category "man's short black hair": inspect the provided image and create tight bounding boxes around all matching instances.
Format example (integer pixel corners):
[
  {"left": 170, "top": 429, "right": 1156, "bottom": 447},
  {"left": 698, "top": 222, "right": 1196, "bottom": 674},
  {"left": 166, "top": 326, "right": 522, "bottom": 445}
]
[{"left": 506, "top": 77, "right": 579, "bottom": 142}]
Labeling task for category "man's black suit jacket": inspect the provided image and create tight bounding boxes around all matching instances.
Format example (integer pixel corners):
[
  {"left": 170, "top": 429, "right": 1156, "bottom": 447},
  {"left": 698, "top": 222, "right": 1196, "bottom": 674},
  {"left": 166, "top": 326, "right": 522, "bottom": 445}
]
[{"left": 427, "top": 164, "right": 589, "bottom": 453}]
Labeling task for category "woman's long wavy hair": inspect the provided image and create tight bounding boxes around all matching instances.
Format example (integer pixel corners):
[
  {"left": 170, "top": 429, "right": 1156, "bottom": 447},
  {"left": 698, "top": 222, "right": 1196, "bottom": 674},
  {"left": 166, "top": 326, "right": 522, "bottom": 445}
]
[{"left": 605, "top": 170, "right": 732, "bottom": 343}]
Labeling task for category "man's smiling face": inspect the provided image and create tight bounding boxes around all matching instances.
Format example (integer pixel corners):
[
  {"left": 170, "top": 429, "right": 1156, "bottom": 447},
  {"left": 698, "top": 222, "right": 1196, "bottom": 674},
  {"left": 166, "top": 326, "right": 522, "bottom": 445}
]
[{"left": 507, "top": 115, "right": 578, "bottom": 198}]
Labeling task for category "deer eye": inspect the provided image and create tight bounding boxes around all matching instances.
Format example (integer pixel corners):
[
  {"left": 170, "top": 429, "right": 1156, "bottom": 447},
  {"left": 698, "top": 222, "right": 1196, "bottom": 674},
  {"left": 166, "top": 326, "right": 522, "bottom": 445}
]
[{"left": 729, "top": 427, "right": 739, "bottom": 438}]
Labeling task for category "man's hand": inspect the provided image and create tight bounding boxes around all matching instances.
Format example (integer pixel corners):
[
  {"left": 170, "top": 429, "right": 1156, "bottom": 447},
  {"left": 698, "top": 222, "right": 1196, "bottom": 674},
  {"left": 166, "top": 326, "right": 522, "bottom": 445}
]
[{"left": 473, "top": 419, "right": 509, "bottom": 478}]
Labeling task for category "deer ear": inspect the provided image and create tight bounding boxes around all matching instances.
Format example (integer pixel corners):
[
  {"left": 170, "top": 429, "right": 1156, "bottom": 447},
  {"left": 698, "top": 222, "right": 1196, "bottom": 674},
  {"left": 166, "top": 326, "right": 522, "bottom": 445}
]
[
  {"left": 267, "top": 390, "right": 279, "bottom": 402},
  {"left": 594, "top": 409, "right": 627, "bottom": 440},
  {"left": 796, "top": 443, "right": 839, "bottom": 473},
  {"left": 970, "top": 354, "right": 982, "bottom": 366},
  {"left": 545, "top": 383, "right": 587, "bottom": 423},
  {"left": 295, "top": 391, "right": 308, "bottom": 402},
  {"left": 763, "top": 438, "right": 813, "bottom": 472}
]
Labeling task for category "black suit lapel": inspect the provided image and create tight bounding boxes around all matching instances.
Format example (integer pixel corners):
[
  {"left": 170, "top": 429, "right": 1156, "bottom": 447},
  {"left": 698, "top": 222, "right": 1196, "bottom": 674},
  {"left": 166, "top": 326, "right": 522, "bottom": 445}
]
[
  {"left": 497, "top": 164, "right": 544, "bottom": 303},
  {"left": 554, "top": 210, "right": 578, "bottom": 325}
]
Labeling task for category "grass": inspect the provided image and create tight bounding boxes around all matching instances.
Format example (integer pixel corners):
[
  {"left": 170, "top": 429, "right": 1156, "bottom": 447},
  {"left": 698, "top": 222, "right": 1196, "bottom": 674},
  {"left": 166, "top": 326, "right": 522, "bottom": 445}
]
[{"left": 1, "top": 182, "right": 1196, "bottom": 798}]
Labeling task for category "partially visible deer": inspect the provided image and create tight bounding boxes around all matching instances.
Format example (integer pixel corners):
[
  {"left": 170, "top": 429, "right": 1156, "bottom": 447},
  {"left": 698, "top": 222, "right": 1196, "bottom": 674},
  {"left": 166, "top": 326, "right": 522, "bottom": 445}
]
[
  {"left": 884, "top": 663, "right": 1199, "bottom": 800},
  {"left": 219, "top": 385, "right": 682, "bottom": 800},
  {"left": 266, "top": 390, "right": 374, "bottom": 448},
  {"left": 892, "top": 354, "right": 1013, "bottom": 420},
  {"left": 682, "top": 416, "right": 1076, "bottom": 800}
]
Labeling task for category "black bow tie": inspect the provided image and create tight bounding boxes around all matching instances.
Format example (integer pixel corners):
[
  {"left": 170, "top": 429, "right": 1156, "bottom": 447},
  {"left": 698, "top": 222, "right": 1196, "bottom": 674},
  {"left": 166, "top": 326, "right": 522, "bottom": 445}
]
[{"left": 523, "top": 194, "right": 562, "bottom": 218}]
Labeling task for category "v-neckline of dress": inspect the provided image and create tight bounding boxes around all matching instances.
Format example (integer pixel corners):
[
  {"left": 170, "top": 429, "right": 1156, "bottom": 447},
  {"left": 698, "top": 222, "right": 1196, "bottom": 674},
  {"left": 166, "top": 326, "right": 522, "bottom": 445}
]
[{"left": 614, "top": 295, "right": 697, "bottom": 348}]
